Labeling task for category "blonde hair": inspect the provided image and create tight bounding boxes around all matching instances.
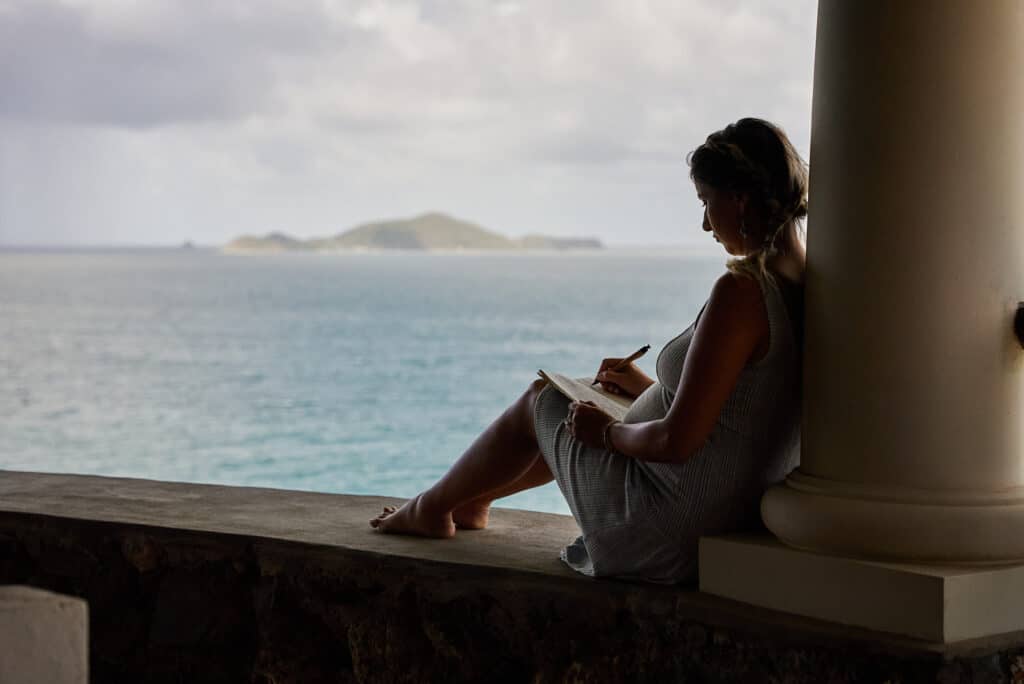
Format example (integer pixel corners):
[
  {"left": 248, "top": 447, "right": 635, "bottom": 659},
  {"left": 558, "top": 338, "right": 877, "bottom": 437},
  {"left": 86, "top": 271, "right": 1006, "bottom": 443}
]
[{"left": 687, "top": 118, "right": 808, "bottom": 283}]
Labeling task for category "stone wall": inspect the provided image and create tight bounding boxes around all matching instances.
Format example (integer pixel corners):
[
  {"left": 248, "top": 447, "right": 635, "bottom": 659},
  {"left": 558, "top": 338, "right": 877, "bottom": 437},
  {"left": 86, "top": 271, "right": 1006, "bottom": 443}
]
[
  {"left": 1, "top": 473, "right": 1023, "bottom": 683},
  {"left": 1, "top": 512, "right": 1022, "bottom": 683}
]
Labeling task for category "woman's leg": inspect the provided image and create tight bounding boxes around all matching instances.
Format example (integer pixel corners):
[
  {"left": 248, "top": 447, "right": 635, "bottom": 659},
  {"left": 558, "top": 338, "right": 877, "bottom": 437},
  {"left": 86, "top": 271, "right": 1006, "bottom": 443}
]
[
  {"left": 451, "top": 453, "right": 554, "bottom": 529},
  {"left": 370, "top": 379, "right": 553, "bottom": 537}
]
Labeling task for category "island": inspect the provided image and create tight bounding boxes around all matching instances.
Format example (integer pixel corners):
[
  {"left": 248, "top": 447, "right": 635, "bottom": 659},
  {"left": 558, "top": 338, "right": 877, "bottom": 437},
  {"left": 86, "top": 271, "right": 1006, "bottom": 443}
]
[{"left": 224, "top": 212, "right": 602, "bottom": 253}]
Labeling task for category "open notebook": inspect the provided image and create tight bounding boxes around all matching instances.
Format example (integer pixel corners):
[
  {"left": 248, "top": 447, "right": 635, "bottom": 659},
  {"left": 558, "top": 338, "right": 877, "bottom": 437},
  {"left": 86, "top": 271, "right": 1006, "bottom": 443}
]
[{"left": 536, "top": 370, "right": 634, "bottom": 422}]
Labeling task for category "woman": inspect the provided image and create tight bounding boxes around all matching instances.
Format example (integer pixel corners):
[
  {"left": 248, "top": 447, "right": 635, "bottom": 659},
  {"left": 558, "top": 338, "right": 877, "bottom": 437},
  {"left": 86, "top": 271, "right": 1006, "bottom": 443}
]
[{"left": 371, "top": 118, "right": 808, "bottom": 584}]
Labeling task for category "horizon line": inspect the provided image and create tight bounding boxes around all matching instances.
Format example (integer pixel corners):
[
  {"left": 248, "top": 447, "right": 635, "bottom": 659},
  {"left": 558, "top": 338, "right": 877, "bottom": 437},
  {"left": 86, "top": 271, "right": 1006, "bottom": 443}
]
[{"left": 0, "top": 241, "right": 718, "bottom": 252}]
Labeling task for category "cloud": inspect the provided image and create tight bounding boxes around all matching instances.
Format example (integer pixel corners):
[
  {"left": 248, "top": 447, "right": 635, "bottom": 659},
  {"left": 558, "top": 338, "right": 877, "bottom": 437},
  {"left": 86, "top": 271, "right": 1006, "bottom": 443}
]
[
  {"left": 0, "top": 0, "right": 817, "bottom": 245},
  {"left": 0, "top": 0, "right": 342, "bottom": 127}
]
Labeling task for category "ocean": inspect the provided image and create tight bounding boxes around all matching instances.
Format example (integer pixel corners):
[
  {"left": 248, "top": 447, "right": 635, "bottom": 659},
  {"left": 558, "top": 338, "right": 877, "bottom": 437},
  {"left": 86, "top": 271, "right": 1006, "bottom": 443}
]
[{"left": 0, "top": 248, "right": 723, "bottom": 514}]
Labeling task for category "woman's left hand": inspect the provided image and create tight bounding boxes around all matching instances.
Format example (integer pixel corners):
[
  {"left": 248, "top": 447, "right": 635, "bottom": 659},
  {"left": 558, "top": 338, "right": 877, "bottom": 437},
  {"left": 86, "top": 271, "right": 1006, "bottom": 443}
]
[{"left": 565, "top": 400, "right": 616, "bottom": 449}]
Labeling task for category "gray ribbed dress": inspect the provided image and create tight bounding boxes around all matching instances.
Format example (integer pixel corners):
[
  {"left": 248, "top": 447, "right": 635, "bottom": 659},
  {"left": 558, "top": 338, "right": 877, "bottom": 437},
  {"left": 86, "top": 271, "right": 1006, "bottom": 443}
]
[{"left": 533, "top": 274, "right": 802, "bottom": 583}]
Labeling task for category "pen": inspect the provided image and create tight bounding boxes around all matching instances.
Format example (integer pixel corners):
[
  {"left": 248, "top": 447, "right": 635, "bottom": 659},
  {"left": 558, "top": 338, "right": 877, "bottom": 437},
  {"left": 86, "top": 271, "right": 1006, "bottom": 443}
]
[{"left": 591, "top": 344, "right": 651, "bottom": 385}]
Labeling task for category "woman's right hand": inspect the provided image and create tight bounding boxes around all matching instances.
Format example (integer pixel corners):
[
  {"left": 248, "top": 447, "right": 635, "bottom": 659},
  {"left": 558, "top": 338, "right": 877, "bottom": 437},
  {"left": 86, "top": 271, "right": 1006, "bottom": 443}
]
[{"left": 594, "top": 358, "right": 655, "bottom": 400}]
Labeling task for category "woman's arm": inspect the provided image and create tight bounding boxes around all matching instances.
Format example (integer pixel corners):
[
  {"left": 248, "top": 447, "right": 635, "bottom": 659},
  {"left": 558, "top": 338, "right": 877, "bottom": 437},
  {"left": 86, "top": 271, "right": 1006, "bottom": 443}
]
[{"left": 607, "top": 273, "right": 769, "bottom": 463}]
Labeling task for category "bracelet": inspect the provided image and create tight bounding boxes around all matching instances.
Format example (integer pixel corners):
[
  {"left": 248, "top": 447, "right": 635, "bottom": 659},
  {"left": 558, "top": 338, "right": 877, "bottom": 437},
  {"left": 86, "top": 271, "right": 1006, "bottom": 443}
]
[{"left": 602, "top": 420, "right": 621, "bottom": 452}]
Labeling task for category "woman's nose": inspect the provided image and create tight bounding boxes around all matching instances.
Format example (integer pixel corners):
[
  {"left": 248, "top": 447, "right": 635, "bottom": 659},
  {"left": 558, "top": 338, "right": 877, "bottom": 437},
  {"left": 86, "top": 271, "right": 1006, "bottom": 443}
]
[{"left": 702, "top": 211, "right": 711, "bottom": 232}]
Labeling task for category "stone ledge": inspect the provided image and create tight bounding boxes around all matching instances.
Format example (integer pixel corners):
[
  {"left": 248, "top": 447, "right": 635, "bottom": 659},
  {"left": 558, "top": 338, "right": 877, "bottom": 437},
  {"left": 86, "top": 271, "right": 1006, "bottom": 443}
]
[
  {"left": 2, "top": 470, "right": 1024, "bottom": 682},
  {"left": 0, "top": 469, "right": 581, "bottom": 578}
]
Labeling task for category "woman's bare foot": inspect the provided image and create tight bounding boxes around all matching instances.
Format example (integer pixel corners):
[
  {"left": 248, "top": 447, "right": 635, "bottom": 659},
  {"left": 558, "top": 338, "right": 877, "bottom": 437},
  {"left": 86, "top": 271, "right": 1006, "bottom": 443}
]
[
  {"left": 452, "top": 501, "right": 490, "bottom": 530},
  {"left": 369, "top": 494, "right": 456, "bottom": 539}
]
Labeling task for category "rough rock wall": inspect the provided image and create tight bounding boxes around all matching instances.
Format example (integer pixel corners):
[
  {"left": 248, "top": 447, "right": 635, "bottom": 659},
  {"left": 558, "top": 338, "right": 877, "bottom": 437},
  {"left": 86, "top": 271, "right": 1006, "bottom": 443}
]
[{"left": 0, "top": 512, "right": 1020, "bottom": 684}]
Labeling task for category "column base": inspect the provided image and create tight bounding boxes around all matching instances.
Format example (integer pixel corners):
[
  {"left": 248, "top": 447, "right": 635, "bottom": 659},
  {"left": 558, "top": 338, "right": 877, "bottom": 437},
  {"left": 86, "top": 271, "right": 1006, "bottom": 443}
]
[
  {"left": 761, "top": 472, "right": 1024, "bottom": 564},
  {"left": 699, "top": 534, "right": 1024, "bottom": 643}
]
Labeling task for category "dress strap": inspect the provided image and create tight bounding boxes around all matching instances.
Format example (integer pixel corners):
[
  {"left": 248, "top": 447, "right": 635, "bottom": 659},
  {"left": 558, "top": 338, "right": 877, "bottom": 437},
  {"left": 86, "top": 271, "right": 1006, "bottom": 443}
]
[{"left": 752, "top": 275, "right": 794, "bottom": 367}]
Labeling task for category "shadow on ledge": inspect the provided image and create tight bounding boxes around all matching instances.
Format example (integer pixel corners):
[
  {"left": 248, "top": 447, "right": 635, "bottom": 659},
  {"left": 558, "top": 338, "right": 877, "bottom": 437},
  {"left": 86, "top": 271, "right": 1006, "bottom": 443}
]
[{"left": 0, "top": 470, "right": 1021, "bottom": 683}]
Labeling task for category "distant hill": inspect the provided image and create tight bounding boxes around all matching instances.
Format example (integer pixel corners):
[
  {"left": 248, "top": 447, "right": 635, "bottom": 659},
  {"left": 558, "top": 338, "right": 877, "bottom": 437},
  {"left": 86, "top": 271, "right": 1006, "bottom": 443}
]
[
  {"left": 224, "top": 212, "right": 602, "bottom": 252},
  {"left": 224, "top": 231, "right": 308, "bottom": 252},
  {"left": 516, "top": 234, "right": 603, "bottom": 250}
]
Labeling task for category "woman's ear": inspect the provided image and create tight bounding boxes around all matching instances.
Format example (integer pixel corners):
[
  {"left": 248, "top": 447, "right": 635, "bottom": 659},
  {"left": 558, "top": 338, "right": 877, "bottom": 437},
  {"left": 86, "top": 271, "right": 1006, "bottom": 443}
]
[{"left": 732, "top": 191, "right": 749, "bottom": 219}]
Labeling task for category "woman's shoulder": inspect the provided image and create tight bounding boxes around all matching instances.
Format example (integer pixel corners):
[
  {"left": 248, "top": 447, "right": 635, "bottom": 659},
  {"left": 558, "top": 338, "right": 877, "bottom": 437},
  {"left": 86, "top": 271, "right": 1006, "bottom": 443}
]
[
  {"left": 706, "top": 271, "right": 769, "bottom": 324},
  {"left": 697, "top": 272, "right": 771, "bottom": 357},
  {"left": 709, "top": 271, "right": 764, "bottom": 305}
]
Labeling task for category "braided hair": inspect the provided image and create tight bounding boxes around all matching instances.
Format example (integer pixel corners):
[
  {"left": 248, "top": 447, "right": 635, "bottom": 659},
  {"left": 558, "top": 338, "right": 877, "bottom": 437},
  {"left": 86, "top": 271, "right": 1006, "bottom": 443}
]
[{"left": 687, "top": 118, "right": 808, "bottom": 282}]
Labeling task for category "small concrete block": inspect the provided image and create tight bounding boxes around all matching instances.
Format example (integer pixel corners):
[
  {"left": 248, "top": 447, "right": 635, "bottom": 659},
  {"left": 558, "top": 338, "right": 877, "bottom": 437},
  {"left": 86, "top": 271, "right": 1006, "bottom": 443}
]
[
  {"left": 0, "top": 586, "right": 88, "bottom": 684},
  {"left": 699, "top": 534, "right": 1024, "bottom": 643}
]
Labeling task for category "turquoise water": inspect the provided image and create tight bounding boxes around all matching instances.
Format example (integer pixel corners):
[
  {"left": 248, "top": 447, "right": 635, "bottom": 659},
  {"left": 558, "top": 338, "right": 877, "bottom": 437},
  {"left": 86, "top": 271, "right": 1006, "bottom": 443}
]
[{"left": 0, "top": 248, "right": 722, "bottom": 514}]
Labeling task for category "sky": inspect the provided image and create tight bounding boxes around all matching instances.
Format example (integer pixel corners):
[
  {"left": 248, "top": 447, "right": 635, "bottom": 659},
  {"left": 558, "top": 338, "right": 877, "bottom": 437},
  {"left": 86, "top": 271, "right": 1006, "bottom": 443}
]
[{"left": 0, "top": 0, "right": 818, "bottom": 247}]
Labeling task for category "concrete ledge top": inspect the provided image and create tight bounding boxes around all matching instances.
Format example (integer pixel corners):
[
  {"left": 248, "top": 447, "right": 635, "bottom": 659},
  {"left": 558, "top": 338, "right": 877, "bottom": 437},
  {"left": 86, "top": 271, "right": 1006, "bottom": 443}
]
[{"left": 0, "top": 469, "right": 581, "bottom": 578}]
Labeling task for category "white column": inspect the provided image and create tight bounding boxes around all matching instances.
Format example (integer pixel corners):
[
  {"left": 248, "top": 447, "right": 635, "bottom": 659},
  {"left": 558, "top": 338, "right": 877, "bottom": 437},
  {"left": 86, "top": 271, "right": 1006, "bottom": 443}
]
[{"left": 761, "top": 0, "right": 1024, "bottom": 562}]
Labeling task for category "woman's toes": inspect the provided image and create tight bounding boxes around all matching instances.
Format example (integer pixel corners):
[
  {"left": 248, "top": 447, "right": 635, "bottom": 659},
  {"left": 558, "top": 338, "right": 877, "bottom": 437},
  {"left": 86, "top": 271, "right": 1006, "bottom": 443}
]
[
  {"left": 372, "top": 495, "right": 455, "bottom": 538},
  {"left": 369, "top": 506, "right": 398, "bottom": 528}
]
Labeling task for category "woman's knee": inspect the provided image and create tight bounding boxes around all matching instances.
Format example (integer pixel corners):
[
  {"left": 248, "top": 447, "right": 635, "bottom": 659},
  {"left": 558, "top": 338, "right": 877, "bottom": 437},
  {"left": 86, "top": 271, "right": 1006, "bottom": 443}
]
[
  {"left": 516, "top": 378, "right": 548, "bottom": 429},
  {"left": 524, "top": 378, "right": 549, "bottom": 409}
]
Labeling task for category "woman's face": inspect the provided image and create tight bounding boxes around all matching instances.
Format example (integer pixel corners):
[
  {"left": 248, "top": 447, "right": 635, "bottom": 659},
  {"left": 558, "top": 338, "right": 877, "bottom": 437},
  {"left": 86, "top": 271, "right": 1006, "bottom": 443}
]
[{"left": 695, "top": 180, "right": 748, "bottom": 256}]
